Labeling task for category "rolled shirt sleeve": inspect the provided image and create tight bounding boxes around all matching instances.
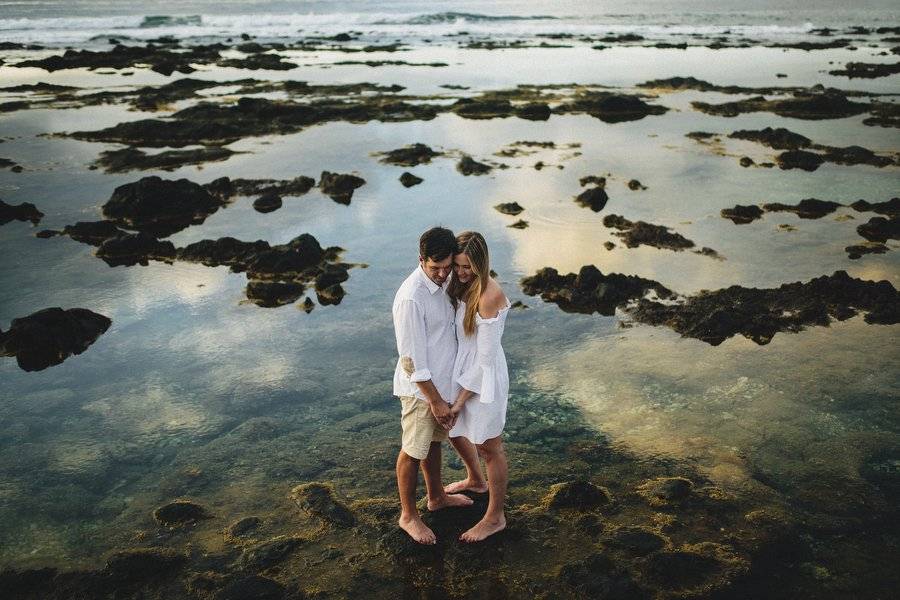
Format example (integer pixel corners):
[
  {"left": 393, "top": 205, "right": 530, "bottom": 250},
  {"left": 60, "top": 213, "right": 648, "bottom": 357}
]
[{"left": 395, "top": 298, "right": 432, "bottom": 383}]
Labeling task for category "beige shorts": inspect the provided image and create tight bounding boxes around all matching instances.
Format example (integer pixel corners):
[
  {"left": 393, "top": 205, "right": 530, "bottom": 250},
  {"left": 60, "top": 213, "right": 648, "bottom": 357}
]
[{"left": 399, "top": 395, "right": 448, "bottom": 460}]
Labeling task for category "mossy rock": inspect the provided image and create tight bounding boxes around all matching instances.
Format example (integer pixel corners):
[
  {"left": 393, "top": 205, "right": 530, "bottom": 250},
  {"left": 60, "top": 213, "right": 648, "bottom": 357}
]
[
  {"left": 558, "top": 552, "right": 647, "bottom": 599},
  {"left": 226, "top": 516, "right": 262, "bottom": 540},
  {"left": 238, "top": 535, "right": 306, "bottom": 571},
  {"left": 605, "top": 526, "right": 668, "bottom": 556},
  {"left": 153, "top": 499, "right": 213, "bottom": 527},
  {"left": 636, "top": 477, "right": 693, "bottom": 506},
  {"left": 290, "top": 482, "right": 356, "bottom": 527},
  {"left": 542, "top": 480, "right": 612, "bottom": 511}
]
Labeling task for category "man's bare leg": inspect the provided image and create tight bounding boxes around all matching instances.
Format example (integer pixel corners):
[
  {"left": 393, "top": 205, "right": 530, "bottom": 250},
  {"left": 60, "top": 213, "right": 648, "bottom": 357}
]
[
  {"left": 460, "top": 437, "right": 507, "bottom": 542},
  {"left": 396, "top": 450, "right": 436, "bottom": 544},
  {"left": 445, "top": 436, "right": 488, "bottom": 494},
  {"left": 421, "top": 441, "right": 474, "bottom": 511}
]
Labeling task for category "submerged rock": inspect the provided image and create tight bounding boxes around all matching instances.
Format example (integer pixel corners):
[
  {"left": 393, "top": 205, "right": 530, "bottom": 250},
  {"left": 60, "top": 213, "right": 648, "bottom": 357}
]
[
  {"left": 215, "top": 575, "right": 285, "bottom": 600},
  {"left": 0, "top": 307, "right": 111, "bottom": 372},
  {"left": 94, "top": 146, "right": 237, "bottom": 173},
  {"left": 399, "top": 172, "right": 423, "bottom": 187},
  {"left": 575, "top": 186, "right": 609, "bottom": 212},
  {"left": 693, "top": 90, "right": 871, "bottom": 120},
  {"left": 0, "top": 199, "right": 43, "bottom": 225},
  {"left": 318, "top": 171, "right": 365, "bottom": 204},
  {"left": 102, "top": 176, "right": 226, "bottom": 237},
  {"left": 494, "top": 202, "right": 524, "bottom": 216},
  {"left": 637, "top": 477, "right": 694, "bottom": 505},
  {"left": 602, "top": 214, "right": 698, "bottom": 252},
  {"left": 290, "top": 482, "right": 356, "bottom": 528},
  {"left": 846, "top": 242, "right": 889, "bottom": 259},
  {"left": 644, "top": 550, "right": 723, "bottom": 590},
  {"left": 558, "top": 553, "right": 645, "bottom": 600},
  {"left": 226, "top": 516, "right": 262, "bottom": 539},
  {"left": 456, "top": 155, "right": 492, "bottom": 176},
  {"left": 153, "top": 499, "right": 213, "bottom": 527},
  {"left": 606, "top": 526, "right": 668, "bottom": 555},
  {"left": 721, "top": 205, "right": 765, "bottom": 224},
  {"left": 377, "top": 143, "right": 441, "bottom": 166},
  {"left": 543, "top": 480, "right": 612, "bottom": 510},
  {"left": 238, "top": 536, "right": 305, "bottom": 571}
]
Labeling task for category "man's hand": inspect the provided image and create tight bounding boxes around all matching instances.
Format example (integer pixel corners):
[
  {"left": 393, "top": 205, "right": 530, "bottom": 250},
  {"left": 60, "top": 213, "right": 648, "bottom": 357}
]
[{"left": 429, "top": 400, "right": 455, "bottom": 430}]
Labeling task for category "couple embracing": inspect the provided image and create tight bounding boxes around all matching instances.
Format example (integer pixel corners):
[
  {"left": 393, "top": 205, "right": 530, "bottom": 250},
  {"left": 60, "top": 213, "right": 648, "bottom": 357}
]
[{"left": 392, "top": 227, "right": 511, "bottom": 544}]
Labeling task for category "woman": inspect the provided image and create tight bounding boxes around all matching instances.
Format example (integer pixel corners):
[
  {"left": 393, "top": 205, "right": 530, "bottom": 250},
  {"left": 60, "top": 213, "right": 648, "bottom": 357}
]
[{"left": 445, "top": 231, "right": 511, "bottom": 542}]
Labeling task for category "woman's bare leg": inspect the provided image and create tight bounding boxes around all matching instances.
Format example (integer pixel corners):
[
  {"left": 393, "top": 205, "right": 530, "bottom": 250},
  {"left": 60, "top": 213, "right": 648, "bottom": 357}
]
[
  {"left": 460, "top": 436, "right": 507, "bottom": 542},
  {"left": 444, "top": 436, "right": 488, "bottom": 494}
]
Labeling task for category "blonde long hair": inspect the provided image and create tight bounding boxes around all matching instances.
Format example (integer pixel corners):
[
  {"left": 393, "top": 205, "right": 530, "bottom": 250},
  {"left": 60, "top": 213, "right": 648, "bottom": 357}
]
[{"left": 447, "top": 231, "right": 489, "bottom": 336}]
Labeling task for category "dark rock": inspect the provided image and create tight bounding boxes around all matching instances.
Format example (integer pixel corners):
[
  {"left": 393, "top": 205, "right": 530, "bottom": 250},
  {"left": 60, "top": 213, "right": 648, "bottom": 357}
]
[
  {"left": 575, "top": 187, "right": 609, "bottom": 212},
  {"left": 399, "top": 172, "right": 423, "bottom": 187},
  {"left": 761, "top": 198, "right": 843, "bottom": 219},
  {"left": 57, "top": 220, "right": 126, "bottom": 246},
  {"left": 252, "top": 193, "right": 282, "bottom": 213},
  {"left": 693, "top": 90, "right": 871, "bottom": 120},
  {"left": 316, "top": 284, "right": 346, "bottom": 306},
  {"left": 15, "top": 43, "right": 220, "bottom": 74},
  {"left": 508, "top": 220, "right": 529, "bottom": 229},
  {"left": 95, "top": 146, "right": 236, "bottom": 173},
  {"left": 850, "top": 197, "right": 900, "bottom": 217},
  {"left": 452, "top": 97, "right": 514, "bottom": 119},
  {"left": 819, "top": 144, "right": 895, "bottom": 167},
  {"left": 290, "top": 482, "right": 355, "bottom": 527},
  {"left": 217, "top": 53, "right": 298, "bottom": 70},
  {"left": 846, "top": 242, "right": 889, "bottom": 259},
  {"left": 579, "top": 175, "right": 607, "bottom": 187},
  {"left": 557, "top": 91, "right": 668, "bottom": 123},
  {"left": 177, "top": 237, "right": 271, "bottom": 269},
  {"left": 739, "top": 156, "right": 755, "bottom": 167},
  {"left": 153, "top": 500, "right": 213, "bottom": 527},
  {"left": 685, "top": 131, "right": 718, "bottom": 141},
  {"left": 0, "top": 307, "right": 111, "bottom": 372},
  {"left": 857, "top": 216, "right": 900, "bottom": 242},
  {"left": 521, "top": 265, "right": 675, "bottom": 315},
  {"left": 227, "top": 516, "right": 262, "bottom": 538},
  {"left": 456, "top": 155, "right": 492, "bottom": 176},
  {"left": 694, "top": 247, "right": 725, "bottom": 260},
  {"left": 104, "top": 548, "right": 187, "bottom": 581},
  {"left": 604, "top": 241, "right": 616, "bottom": 250},
  {"left": 246, "top": 281, "right": 306, "bottom": 308},
  {"left": 627, "top": 179, "right": 646, "bottom": 190},
  {"left": 829, "top": 61, "right": 900, "bottom": 78},
  {"left": 214, "top": 175, "right": 316, "bottom": 198},
  {"left": 639, "top": 477, "right": 694, "bottom": 502},
  {"left": 574, "top": 513, "right": 604, "bottom": 536},
  {"left": 728, "top": 127, "right": 812, "bottom": 150},
  {"left": 630, "top": 271, "right": 899, "bottom": 345},
  {"left": 300, "top": 297, "right": 315, "bottom": 313},
  {"left": 558, "top": 552, "right": 646, "bottom": 600},
  {"left": 721, "top": 205, "right": 764, "bottom": 224},
  {"left": 215, "top": 575, "right": 284, "bottom": 600},
  {"left": 315, "top": 264, "right": 350, "bottom": 290},
  {"left": 238, "top": 536, "right": 304, "bottom": 570},
  {"left": 644, "top": 551, "right": 722, "bottom": 590},
  {"left": 102, "top": 176, "right": 226, "bottom": 237},
  {"left": 318, "top": 171, "right": 365, "bottom": 204},
  {"left": 0, "top": 199, "right": 43, "bottom": 225},
  {"left": 0, "top": 157, "right": 22, "bottom": 171},
  {"left": 96, "top": 232, "right": 177, "bottom": 267},
  {"left": 543, "top": 480, "right": 611, "bottom": 510},
  {"left": 602, "top": 214, "right": 697, "bottom": 251},
  {"left": 378, "top": 143, "right": 441, "bottom": 166},
  {"left": 494, "top": 202, "right": 524, "bottom": 216},
  {"left": 770, "top": 39, "right": 852, "bottom": 50},
  {"left": 776, "top": 149, "right": 825, "bottom": 171},
  {"left": 515, "top": 102, "right": 552, "bottom": 120},
  {"left": 606, "top": 526, "right": 668, "bottom": 555}
]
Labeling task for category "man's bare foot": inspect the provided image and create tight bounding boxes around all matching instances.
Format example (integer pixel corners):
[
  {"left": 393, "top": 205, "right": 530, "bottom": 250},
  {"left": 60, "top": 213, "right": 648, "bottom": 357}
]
[
  {"left": 426, "top": 493, "right": 474, "bottom": 511},
  {"left": 398, "top": 515, "right": 436, "bottom": 545},
  {"left": 444, "top": 478, "right": 488, "bottom": 494},
  {"left": 460, "top": 515, "right": 506, "bottom": 543}
]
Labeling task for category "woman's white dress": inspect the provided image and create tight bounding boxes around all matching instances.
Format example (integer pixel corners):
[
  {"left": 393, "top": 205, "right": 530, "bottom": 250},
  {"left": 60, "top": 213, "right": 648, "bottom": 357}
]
[{"left": 449, "top": 298, "right": 510, "bottom": 444}]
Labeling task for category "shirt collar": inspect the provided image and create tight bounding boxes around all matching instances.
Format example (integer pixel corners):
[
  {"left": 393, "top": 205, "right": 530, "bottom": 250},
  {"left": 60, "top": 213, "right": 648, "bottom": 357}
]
[{"left": 416, "top": 264, "right": 442, "bottom": 295}]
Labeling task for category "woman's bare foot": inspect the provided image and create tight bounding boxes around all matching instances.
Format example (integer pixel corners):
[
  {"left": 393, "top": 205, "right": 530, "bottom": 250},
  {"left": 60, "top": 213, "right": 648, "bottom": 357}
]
[
  {"left": 398, "top": 515, "right": 437, "bottom": 545},
  {"left": 426, "top": 493, "right": 474, "bottom": 511},
  {"left": 444, "top": 478, "right": 488, "bottom": 494},
  {"left": 459, "top": 515, "right": 506, "bottom": 543}
]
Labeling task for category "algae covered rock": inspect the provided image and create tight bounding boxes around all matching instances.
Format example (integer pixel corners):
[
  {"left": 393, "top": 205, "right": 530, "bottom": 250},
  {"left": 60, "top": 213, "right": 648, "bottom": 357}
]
[
  {"left": 558, "top": 552, "right": 646, "bottom": 599},
  {"left": 226, "top": 516, "right": 262, "bottom": 539},
  {"left": 637, "top": 477, "right": 694, "bottom": 506},
  {"left": 605, "top": 526, "right": 668, "bottom": 555},
  {"left": 238, "top": 536, "right": 305, "bottom": 570},
  {"left": 456, "top": 155, "right": 492, "bottom": 176},
  {"left": 575, "top": 186, "right": 609, "bottom": 212},
  {"left": 543, "top": 480, "right": 611, "bottom": 510},
  {"left": 318, "top": 171, "right": 365, "bottom": 204},
  {"left": 399, "top": 172, "right": 423, "bottom": 187},
  {"left": 153, "top": 499, "right": 213, "bottom": 527},
  {"left": 290, "top": 482, "right": 356, "bottom": 527}
]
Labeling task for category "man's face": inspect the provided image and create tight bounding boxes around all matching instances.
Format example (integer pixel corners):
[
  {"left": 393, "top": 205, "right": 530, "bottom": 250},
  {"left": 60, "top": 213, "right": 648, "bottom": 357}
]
[{"left": 420, "top": 255, "right": 452, "bottom": 286}]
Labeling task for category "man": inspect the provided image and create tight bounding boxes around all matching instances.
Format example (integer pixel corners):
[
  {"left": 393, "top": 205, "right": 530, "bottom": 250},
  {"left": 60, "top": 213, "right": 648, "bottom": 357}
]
[{"left": 393, "top": 226, "right": 473, "bottom": 544}]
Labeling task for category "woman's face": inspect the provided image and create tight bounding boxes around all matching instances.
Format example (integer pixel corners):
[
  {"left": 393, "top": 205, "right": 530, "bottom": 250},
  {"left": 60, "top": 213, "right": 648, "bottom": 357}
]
[{"left": 453, "top": 252, "right": 473, "bottom": 283}]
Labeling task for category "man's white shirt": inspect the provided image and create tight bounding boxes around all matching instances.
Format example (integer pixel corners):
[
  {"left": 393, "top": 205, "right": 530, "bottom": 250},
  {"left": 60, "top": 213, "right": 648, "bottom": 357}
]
[{"left": 392, "top": 265, "right": 457, "bottom": 403}]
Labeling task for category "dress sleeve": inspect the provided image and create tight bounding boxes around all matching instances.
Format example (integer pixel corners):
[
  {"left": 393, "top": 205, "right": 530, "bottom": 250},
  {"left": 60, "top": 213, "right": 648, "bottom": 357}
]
[
  {"left": 457, "top": 312, "right": 504, "bottom": 403},
  {"left": 395, "top": 298, "right": 432, "bottom": 383}
]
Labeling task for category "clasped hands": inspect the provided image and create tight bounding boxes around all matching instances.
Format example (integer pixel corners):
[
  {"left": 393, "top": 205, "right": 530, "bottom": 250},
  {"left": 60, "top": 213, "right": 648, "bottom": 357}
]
[{"left": 430, "top": 395, "right": 468, "bottom": 430}]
